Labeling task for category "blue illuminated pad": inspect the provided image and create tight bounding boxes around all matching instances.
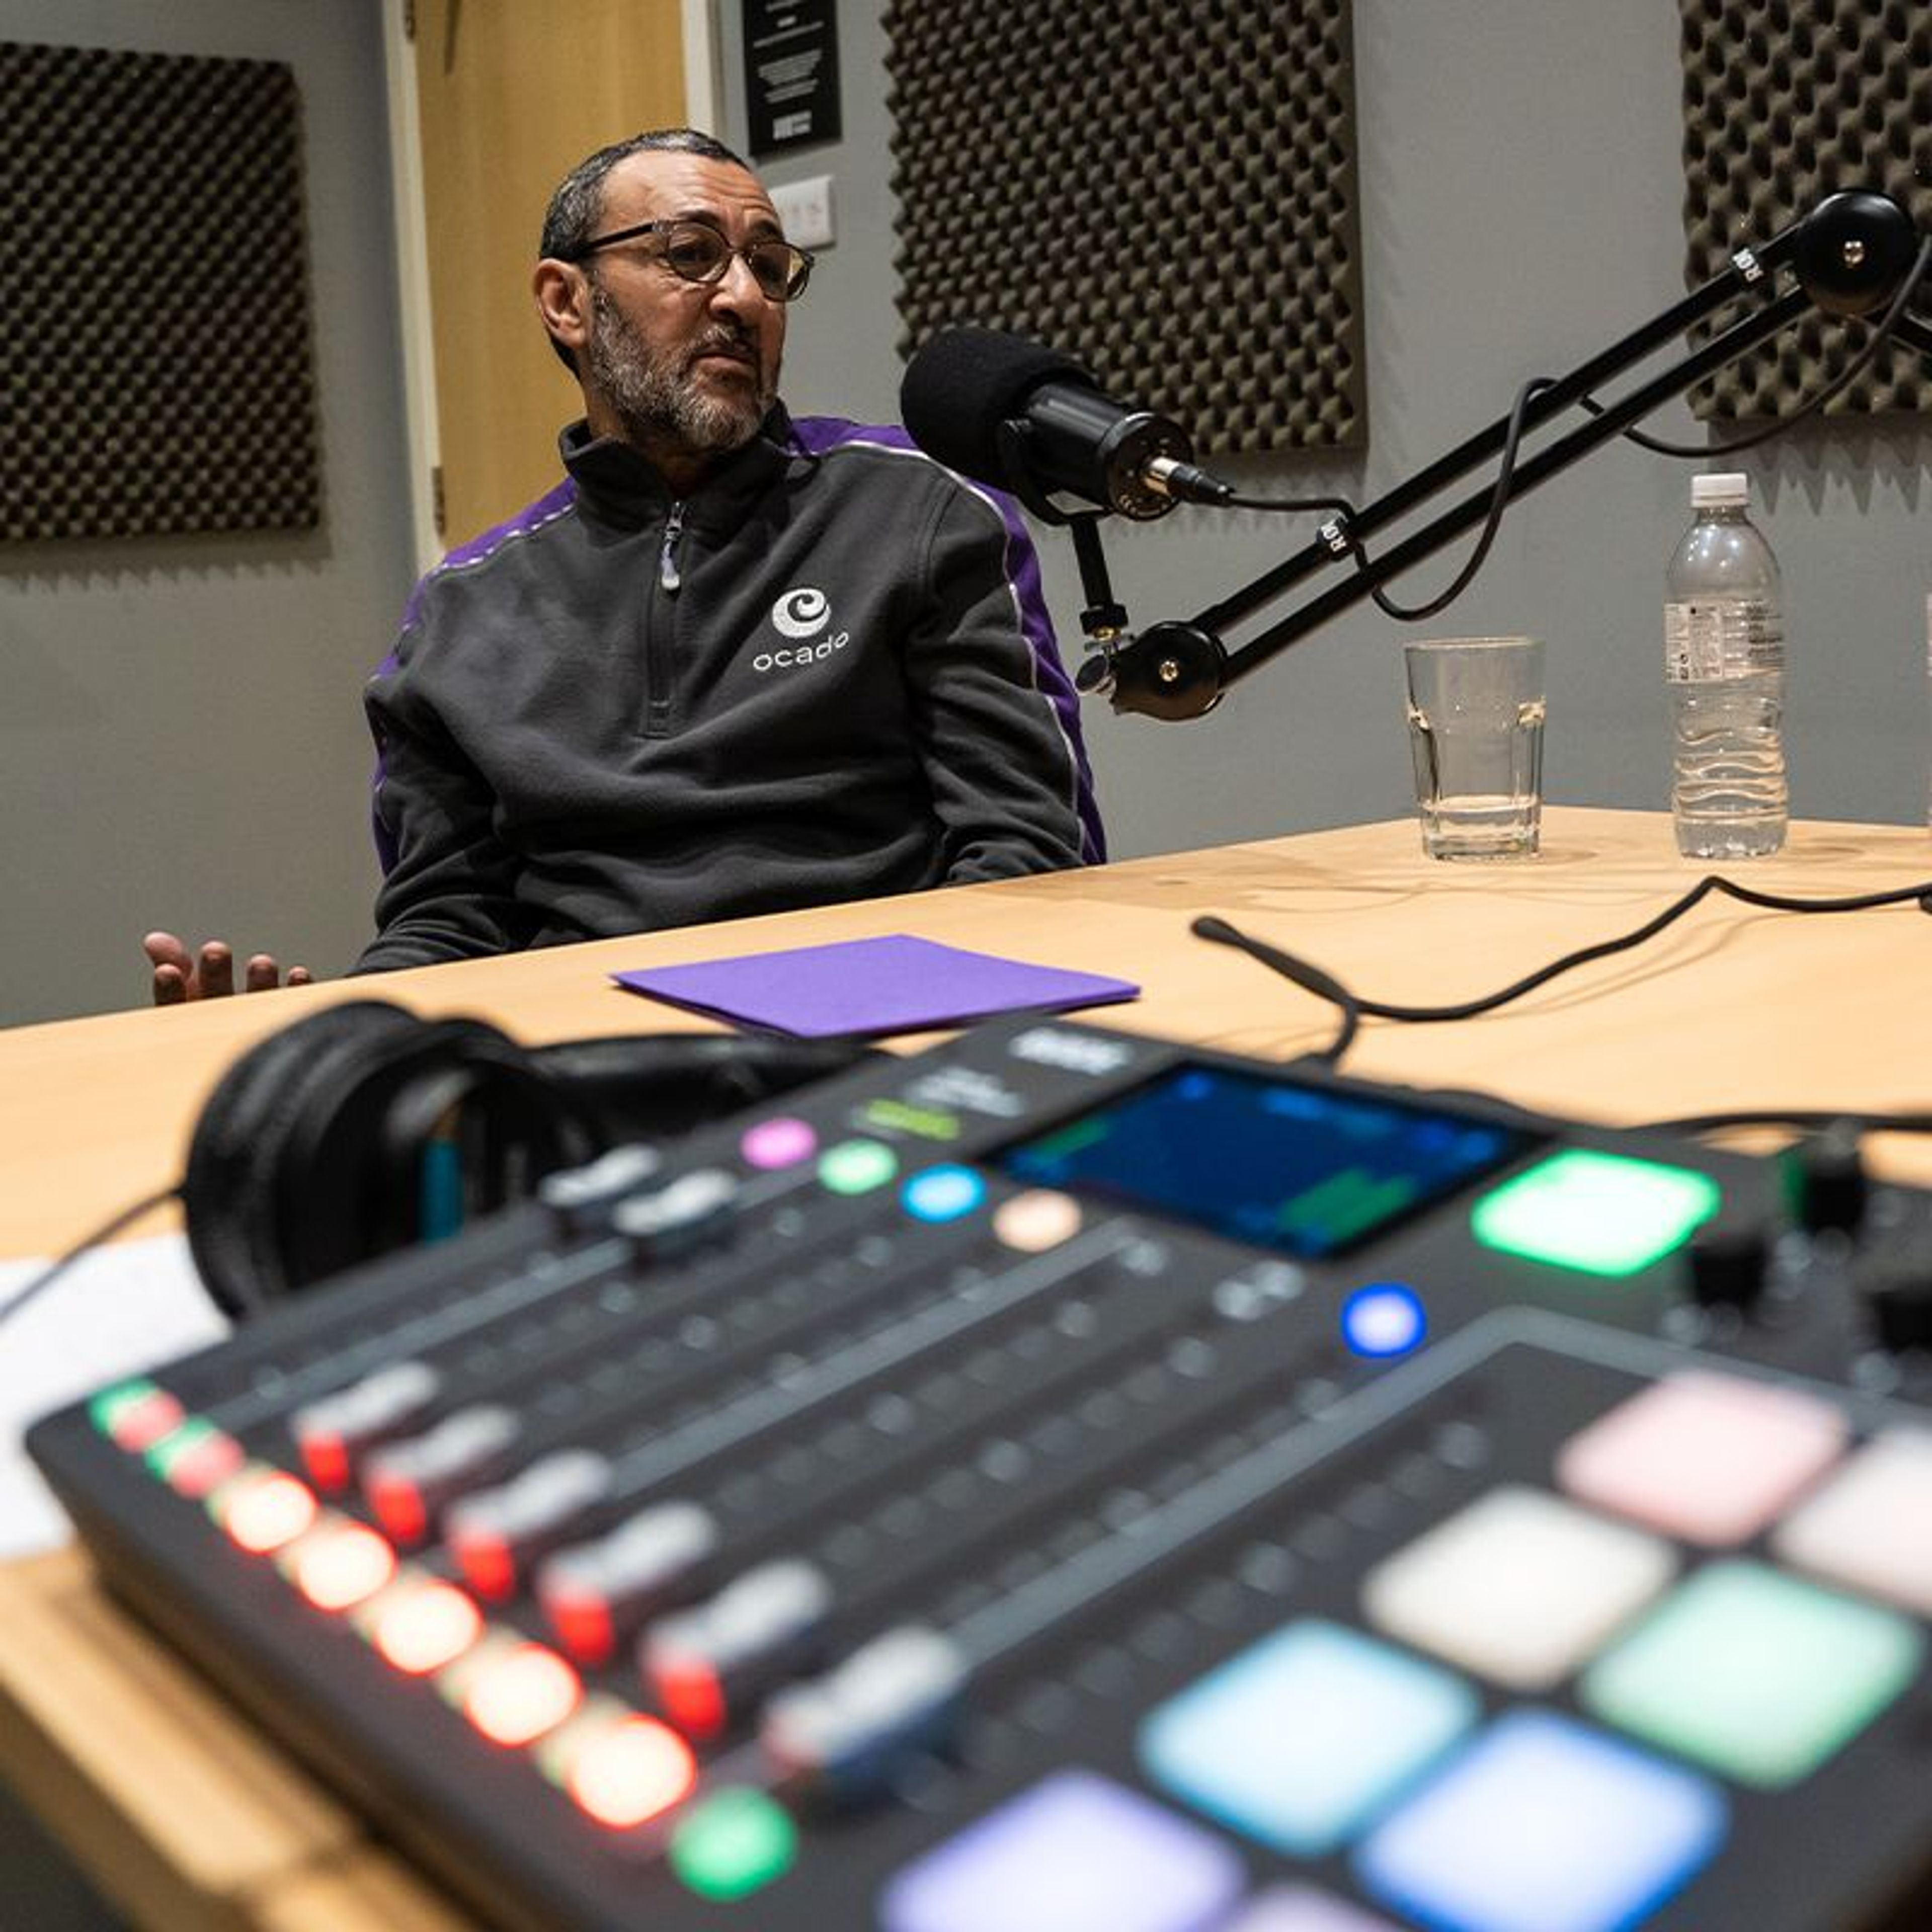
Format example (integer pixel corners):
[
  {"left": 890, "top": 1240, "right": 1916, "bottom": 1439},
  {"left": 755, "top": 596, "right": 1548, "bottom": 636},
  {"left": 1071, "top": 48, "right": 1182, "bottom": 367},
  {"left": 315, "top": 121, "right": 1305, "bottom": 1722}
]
[
  {"left": 1355, "top": 1709, "right": 1726, "bottom": 1932},
  {"left": 1140, "top": 1619, "right": 1477, "bottom": 1856},
  {"left": 877, "top": 1768, "right": 1244, "bottom": 1932}
]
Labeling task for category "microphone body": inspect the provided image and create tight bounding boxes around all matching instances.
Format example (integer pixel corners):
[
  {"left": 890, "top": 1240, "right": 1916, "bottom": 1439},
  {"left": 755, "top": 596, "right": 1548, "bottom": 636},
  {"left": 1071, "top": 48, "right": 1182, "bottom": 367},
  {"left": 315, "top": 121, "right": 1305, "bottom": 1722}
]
[{"left": 901, "top": 328, "right": 1233, "bottom": 520}]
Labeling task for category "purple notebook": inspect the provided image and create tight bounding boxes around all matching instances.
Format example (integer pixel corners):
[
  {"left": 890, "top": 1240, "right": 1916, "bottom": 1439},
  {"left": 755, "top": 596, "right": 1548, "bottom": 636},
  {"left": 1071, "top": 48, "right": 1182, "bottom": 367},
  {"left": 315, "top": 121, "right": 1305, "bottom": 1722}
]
[{"left": 611, "top": 933, "right": 1139, "bottom": 1038}]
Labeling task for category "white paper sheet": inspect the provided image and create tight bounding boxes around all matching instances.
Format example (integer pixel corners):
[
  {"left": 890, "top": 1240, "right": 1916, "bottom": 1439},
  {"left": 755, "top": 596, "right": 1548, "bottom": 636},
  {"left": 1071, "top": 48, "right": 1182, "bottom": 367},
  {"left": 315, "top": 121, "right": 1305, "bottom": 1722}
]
[{"left": 0, "top": 1235, "right": 228, "bottom": 1557}]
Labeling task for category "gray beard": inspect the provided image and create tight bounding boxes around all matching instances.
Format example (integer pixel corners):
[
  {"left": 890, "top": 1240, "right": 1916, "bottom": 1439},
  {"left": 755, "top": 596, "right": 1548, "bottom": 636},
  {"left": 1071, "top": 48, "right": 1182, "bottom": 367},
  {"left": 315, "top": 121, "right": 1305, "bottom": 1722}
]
[{"left": 586, "top": 281, "right": 772, "bottom": 456}]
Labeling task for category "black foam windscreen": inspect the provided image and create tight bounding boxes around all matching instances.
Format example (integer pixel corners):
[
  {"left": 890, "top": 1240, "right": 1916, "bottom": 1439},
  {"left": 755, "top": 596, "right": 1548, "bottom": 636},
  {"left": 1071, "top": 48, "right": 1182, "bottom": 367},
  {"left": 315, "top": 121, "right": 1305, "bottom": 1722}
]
[{"left": 898, "top": 328, "right": 1093, "bottom": 487}]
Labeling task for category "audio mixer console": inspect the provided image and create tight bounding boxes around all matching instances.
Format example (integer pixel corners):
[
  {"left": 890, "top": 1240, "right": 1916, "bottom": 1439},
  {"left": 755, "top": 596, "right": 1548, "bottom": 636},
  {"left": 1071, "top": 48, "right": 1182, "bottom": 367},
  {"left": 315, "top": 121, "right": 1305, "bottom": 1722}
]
[{"left": 27, "top": 1017, "right": 1932, "bottom": 1932}]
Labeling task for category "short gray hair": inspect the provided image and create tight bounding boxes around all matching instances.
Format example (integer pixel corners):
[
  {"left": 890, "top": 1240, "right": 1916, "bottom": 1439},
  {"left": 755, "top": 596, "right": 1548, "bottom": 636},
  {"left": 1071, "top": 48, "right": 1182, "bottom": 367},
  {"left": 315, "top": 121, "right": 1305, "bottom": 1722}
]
[{"left": 539, "top": 127, "right": 751, "bottom": 262}]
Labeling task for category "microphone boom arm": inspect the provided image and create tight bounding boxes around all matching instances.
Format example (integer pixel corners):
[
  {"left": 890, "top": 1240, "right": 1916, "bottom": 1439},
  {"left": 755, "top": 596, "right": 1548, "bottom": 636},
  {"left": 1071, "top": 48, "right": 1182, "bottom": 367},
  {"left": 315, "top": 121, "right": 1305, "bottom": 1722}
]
[{"left": 1086, "top": 190, "right": 1930, "bottom": 721}]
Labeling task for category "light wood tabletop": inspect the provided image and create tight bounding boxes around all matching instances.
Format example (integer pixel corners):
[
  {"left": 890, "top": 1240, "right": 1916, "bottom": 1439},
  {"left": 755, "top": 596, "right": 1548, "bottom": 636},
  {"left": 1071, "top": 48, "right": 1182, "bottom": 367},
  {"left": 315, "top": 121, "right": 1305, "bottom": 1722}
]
[
  {"left": 9, "top": 807, "right": 1932, "bottom": 1269},
  {"left": 6, "top": 806, "right": 1932, "bottom": 1928}
]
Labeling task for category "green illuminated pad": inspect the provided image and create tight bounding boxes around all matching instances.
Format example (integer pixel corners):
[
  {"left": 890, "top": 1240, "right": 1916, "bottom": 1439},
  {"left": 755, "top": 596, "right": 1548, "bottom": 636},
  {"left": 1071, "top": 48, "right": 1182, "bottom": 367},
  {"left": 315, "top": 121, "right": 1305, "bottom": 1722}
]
[
  {"left": 1581, "top": 1560, "right": 1921, "bottom": 1787},
  {"left": 1471, "top": 1150, "right": 1720, "bottom": 1276}
]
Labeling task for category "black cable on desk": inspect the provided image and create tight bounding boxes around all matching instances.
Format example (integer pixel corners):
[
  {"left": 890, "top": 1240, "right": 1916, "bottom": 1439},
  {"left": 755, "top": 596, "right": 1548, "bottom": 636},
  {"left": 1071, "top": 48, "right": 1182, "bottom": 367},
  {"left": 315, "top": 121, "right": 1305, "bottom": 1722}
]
[{"left": 1193, "top": 872, "right": 1932, "bottom": 1077}]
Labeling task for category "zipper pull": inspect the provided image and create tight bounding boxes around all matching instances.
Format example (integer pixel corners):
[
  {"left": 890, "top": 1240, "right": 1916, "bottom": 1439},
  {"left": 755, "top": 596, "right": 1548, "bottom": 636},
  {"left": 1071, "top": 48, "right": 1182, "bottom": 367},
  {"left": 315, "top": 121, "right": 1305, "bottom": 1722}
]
[{"left": 659, "top": 502, "right": 685, "bottom": 594}]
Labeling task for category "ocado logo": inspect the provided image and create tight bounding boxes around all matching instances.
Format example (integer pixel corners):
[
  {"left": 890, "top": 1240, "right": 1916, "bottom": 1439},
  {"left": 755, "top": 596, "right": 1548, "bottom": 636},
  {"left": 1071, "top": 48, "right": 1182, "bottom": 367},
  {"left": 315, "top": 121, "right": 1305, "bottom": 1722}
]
[
  {"left": 771, "top": 586, "right": 830, "bottom": 639},
  {"left": 752, "top": 632, "right": 850, "bottom": 673}
]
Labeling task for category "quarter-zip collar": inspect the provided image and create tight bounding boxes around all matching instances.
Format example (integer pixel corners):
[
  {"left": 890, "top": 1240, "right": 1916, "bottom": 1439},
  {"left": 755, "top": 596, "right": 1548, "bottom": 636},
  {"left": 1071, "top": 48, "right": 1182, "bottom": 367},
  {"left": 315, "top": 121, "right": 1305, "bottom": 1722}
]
[{"left": 557, "top": 405, "right": 806, "bottom": 537}]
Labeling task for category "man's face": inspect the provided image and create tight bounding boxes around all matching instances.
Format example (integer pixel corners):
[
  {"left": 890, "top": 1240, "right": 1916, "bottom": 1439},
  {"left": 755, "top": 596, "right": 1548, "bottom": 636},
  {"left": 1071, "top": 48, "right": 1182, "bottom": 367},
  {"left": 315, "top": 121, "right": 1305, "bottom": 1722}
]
[{"left": 576, "top": 152, "right": 788, "bottom": 460}]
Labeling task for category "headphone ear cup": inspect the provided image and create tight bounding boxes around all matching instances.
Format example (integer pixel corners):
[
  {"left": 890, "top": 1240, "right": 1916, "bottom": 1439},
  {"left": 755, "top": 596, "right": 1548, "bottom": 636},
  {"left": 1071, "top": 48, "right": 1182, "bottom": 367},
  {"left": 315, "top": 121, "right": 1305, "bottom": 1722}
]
[
  {"left": 275, "top": 1016, "right": 603, "bottom": 1283},
  {"left": 182, "top": 1000, "right": 425, "bottom": 1320},
  {"left": 183, "top": 1009, "right": 877, "bottom": 1321},
  {"left": 529, "top": 1032, "right": 879, "bottom": 1143}
]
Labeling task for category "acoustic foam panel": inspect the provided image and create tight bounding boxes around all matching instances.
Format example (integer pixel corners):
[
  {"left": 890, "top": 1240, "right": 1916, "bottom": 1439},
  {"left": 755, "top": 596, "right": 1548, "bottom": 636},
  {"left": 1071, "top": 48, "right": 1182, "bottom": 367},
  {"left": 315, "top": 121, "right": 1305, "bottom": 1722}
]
[
  {"left": 1, "top": 40, "right": 320, "bottom": 542},
  {"left": 1680, "top": 0, "right": 1932, "bottom": 419},
  {"left": 883, "top": 0, "right": 1366, "bottom": 455}
]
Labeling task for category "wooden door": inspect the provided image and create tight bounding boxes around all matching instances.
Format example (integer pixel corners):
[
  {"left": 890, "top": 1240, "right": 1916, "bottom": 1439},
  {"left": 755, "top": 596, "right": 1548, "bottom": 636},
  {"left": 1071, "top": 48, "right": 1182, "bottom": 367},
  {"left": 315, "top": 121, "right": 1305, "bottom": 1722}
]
[{"left": 411, "top": 0, "right": 690, "bottom": 548}]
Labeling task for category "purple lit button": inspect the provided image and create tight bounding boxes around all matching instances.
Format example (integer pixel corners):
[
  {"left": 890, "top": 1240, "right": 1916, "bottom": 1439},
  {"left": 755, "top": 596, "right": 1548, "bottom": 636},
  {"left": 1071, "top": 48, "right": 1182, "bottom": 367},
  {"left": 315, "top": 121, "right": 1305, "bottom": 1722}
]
[
  {"left": 739, "top": 1116, "right": 817, "bottom": 1171},
  {"left": 878, "top": 1768, "right": 1243, "bottom": 1932},
  {"left": 1220, "top": 1887, "right": 1403, "bottom": 1932}
]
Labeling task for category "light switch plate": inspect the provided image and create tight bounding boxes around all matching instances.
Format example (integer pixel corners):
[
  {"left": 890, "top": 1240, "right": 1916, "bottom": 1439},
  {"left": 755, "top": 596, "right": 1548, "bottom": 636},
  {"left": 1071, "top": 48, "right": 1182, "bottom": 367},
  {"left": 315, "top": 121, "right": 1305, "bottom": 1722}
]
[{"left": 770, "top": 174, "right": 835, "bottom": 251}]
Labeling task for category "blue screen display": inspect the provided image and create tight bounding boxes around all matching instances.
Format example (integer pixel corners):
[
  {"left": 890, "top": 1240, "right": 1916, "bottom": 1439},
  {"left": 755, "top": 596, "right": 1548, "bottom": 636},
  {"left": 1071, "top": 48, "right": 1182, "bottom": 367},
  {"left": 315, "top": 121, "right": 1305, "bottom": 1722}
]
[{"left": 1001, "top": 1064, "right": 1531, "bottom": 1258}]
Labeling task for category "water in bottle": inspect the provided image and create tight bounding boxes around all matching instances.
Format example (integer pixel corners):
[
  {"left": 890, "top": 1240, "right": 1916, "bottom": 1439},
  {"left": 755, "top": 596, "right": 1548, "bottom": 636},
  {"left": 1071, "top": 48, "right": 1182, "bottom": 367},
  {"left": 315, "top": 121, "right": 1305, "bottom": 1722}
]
[{"left": 1665, "top": 471, "right": 1787, "bottom": 858}]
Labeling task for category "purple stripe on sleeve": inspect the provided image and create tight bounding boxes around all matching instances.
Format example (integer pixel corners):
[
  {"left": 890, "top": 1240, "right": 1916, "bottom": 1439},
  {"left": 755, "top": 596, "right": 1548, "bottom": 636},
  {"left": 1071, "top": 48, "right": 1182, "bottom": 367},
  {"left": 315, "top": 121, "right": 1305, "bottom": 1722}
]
[
  {"left": 369, "top": 477, "right": 581, "bottom": 872},
  {"left": 790, "top": 418, "right": 1106, "bottom": 863},
  {"left": 396, "top": 477, "right": 579, "bottom": 630}
]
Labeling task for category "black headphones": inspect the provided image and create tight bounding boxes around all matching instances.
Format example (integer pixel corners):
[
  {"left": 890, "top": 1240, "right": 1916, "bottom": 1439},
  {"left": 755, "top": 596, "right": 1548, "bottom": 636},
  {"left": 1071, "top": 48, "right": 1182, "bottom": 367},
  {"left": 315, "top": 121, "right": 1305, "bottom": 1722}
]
[{"left": 180, "top": 999, "right": 875, "bottom": 1320}]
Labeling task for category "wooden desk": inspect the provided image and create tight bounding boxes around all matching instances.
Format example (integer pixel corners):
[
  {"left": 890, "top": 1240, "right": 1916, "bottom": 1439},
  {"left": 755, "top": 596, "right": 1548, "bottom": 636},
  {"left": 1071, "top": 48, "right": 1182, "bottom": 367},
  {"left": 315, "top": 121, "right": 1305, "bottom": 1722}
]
[{"left": 6, "top": 807, "right": 1932, "bottom": 1928}]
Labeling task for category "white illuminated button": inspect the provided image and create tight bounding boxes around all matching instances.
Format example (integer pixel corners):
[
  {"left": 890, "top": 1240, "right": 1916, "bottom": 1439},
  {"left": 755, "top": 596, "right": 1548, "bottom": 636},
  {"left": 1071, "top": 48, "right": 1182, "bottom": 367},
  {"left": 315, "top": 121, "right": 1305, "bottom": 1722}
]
[
  {"left": 1774, "top": 1427, "right": 1932, "bottom": 1614},
  {"left": 1355, "top": 1710, "right": 1725, "bottom": 1932},
  {"left": 1361, "top": 1486, "right": 1675, "bottom": 1692},
  {"left": 991, "top": 1189, "right": 1082, "bottom": 1253}
]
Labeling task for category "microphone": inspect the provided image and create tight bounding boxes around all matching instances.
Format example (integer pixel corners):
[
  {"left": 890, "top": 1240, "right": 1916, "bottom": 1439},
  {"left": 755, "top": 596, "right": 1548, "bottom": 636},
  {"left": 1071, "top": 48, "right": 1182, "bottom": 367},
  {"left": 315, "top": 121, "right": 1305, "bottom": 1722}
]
[{"left": 900, "top": 328, "right": 1235, "bottom": 521}]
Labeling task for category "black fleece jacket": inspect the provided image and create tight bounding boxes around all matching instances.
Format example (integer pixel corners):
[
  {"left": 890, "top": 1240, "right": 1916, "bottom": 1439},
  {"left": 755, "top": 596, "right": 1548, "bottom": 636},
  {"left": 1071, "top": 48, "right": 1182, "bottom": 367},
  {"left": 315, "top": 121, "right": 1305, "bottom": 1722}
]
[{"left": 356, "top": 410, "right": 1103, "bottom": 973}]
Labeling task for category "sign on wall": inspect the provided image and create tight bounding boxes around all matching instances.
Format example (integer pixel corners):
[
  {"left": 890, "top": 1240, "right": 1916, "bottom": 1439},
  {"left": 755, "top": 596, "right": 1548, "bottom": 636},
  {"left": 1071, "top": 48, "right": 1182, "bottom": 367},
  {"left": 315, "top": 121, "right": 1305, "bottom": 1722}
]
[{"left": 743, "top": 0, "right": 842, "bottom": 156}]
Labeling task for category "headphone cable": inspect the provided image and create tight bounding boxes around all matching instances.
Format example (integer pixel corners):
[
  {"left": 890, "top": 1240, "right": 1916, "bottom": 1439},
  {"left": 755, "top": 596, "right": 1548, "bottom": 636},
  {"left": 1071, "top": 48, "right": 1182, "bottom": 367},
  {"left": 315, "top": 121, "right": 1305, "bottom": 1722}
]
[{"left": 0, "top": 1185, "right": 182, "bottom": 1340}]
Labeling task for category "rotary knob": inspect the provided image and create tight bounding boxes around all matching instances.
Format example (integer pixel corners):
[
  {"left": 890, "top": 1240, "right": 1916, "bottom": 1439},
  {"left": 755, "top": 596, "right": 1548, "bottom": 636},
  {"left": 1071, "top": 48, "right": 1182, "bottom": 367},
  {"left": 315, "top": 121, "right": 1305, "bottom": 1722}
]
[
  {"left": 1781, "top": 1121, "right": 1868, "bottom": 1236},
  {"left": 1684, "top": 1216, "right": 1771, "bottom": 1312},
  {"left": 1857, "top": 1249, "right": 1932, "bottom": 1355}
]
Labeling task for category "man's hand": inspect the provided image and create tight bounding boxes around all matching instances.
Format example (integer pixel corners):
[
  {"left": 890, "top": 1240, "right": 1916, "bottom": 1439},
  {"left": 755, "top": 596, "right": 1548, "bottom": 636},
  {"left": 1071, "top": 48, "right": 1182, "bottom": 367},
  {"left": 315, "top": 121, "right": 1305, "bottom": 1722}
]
[{"left": 144, "top": 931, "right": 314, "bottom": 1006}]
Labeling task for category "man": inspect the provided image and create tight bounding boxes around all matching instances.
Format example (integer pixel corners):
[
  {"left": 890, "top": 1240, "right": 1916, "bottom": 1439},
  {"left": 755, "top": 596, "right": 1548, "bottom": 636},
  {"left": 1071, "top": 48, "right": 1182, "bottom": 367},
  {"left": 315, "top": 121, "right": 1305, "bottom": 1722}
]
[{"left": 148, "top": 127, "right": 1100, "bottom": 1001}]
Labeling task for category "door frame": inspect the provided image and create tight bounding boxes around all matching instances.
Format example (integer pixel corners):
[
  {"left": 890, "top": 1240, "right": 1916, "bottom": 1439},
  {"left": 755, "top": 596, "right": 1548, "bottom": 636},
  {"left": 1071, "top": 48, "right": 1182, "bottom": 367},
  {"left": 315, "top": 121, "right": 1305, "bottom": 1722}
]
[{"left": 379, "top": 0, "right": 722, "bottom": 575}]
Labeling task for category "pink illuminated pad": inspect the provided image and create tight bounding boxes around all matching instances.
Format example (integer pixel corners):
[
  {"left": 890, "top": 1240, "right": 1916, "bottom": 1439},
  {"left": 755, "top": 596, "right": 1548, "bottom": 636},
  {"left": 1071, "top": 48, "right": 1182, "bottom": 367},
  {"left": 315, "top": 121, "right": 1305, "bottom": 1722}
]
[{"left": 1556, "top": 1371, "right": 1848, "bottom": 1545}]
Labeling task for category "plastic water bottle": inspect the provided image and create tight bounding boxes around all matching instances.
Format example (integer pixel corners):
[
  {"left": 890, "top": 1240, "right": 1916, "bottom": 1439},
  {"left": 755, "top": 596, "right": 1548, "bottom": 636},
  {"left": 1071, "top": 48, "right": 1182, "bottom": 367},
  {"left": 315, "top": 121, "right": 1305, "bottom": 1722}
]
[{"left": 1665, "top": 471, "right": 1788, "bottom": 857}]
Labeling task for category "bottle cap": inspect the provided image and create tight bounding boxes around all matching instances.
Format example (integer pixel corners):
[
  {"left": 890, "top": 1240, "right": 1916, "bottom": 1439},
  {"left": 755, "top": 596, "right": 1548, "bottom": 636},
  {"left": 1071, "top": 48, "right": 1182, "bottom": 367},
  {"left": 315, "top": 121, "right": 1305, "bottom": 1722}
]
[{"left": 1691, "top": 471, "right": 1750, "bottom": 508}]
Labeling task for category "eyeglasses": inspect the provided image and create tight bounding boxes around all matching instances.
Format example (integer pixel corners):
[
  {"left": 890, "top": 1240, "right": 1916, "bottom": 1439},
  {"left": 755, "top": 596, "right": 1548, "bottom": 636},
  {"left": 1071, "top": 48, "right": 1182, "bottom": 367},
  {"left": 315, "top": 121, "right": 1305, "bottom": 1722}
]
[{"left": 567, "top": 219, "right": 814, "bottom": 302}]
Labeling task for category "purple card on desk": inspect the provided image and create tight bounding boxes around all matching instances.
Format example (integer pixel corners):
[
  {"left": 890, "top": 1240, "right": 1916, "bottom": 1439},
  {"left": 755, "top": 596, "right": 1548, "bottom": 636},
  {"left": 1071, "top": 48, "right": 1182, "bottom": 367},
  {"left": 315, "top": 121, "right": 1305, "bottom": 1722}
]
[{"left": 612, "top": 934, "right": 1139, "bottom": 1038}]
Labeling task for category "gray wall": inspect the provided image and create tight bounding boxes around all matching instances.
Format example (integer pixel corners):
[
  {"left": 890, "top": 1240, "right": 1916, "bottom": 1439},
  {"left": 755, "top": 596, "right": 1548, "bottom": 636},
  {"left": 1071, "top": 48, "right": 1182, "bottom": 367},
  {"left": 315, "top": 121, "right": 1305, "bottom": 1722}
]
[
  {"left": 729, "top": 2, "right": 1932, "bottom": 865},
  {"left": 5, "top": 2, "right": 1928, "bottom": 1031},
  {"left": 1, "top": 0, "right": 413, "bottom": 1028}
]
